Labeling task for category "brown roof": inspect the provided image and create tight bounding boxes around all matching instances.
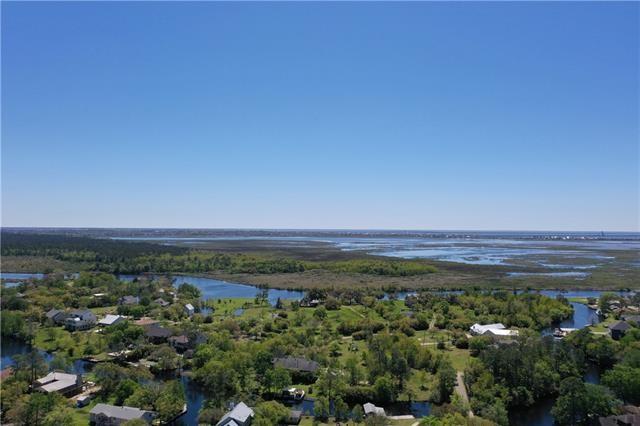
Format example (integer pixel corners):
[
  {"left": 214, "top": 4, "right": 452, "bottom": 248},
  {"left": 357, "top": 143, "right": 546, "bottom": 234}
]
[{"left": 134, "top": 318, "right": 159, "bottom": 326}]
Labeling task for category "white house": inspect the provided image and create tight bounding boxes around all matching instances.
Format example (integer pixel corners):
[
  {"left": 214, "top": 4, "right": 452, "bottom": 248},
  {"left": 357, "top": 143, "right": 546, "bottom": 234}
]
[
  {"left": 363, "top": 402, "right": 386, "bottom": 417},
  {"left": 35, "top": 372, "right": 82, "bottom": 396},
  {"left": 470, "top": 323, "right": 506, "bottom": 335},
  {"left": 216, "top": 402, "right": 254, "bottom": 426},
  {"left": 98, "top": 314, "right": 126, "bottom": 327},
  {"left": 184, "top": 303, "right": 195, "bottom": 317}
]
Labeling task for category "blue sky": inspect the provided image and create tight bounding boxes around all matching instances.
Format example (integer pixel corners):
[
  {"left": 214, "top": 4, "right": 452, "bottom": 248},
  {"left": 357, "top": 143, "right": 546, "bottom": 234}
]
[{"left": 2, "top": 2, "right": 638, "bottom": 231}]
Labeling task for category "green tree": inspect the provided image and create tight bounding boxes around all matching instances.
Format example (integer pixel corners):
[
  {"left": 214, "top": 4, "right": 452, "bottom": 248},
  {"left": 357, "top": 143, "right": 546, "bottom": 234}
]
[
  {"left": 551, "top": 377, "right": 619, "bottom": 425},
  {"left": 253, "top": 401, "right": 289, "bottom": 426},
  {"left": 602, "top": 364, "right": 640, "bottom": 404}
]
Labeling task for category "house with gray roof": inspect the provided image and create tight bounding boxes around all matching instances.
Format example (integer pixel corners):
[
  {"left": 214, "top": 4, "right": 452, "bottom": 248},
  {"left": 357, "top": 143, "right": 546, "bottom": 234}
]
[
  {"left": 45, "top": 308, "right": 67, "bottom": 325},
  {"left": 609, "top": 321, "right": 631, "bottom": 340},
  {"left": 65, "top": 309, "right": 97, "bottom": 331},
  {"left": 118, "top": 295, "right": 140, "bottom": 306},
  {"left": 89, "top": 403, "right": 156, "bottom": 426},
  {"left": 216, "top": 401, "right": 254, "bottom": 426},
  {"left": 273, "top": 356, "right": 319, "bottom": 373},
  {"left": 34, "top": 372, "right": 82, "bottom": 396}
]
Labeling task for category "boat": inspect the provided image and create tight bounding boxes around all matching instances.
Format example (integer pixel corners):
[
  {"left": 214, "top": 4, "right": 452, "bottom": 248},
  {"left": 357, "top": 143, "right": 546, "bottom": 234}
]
[{"left": 281, "top": 387, "right": 305, "bottom": 401}]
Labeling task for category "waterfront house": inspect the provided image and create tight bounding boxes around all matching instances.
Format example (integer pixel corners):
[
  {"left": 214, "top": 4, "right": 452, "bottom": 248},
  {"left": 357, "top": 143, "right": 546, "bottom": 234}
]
[
  {"left": 45, "top": 308, "right": 67, "bottom": 325},
  {"left": 184, "top": 303, "right": 195, "bottom": 317},
  {"left": 216, "top": 401, "right": 254, "bottom": 426},
  {"left": 89, "top": 403, "right": 156, "bottom": 426},
  {"left": 363, "top": 402, "right": 386, "bottom": 417},
  {"left": 65, "top": 309, "right": 97, "bottom": 331},
  {"left": 34, "top": 372, "right": 83, "bottom": 396},
  {"left": 118, "top": 295, "right": 139, "bottom": 306},
  {"left": 609, "top": 321, "right": 631, "bottom": 340},
  {"left": 144, "top": 324, "right": 173, "bottom": 343},
  {"left": 98, "top": 314, "right": 126, "bottom": 327}
]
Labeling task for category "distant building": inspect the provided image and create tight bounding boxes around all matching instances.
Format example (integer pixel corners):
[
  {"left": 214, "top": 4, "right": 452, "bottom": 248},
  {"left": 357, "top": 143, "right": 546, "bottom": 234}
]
[
  {"left": 470, "top": 323, "right": 506, "bottom": 335},
  {"left": 169, "top": 335, "right": 190, "bottom": 352},
  {"left": 144, "top": 324, "right": 173, "bottom": 343},
  {"left": 34, "top": 372, "right": 83, "bottom": 396},
  {"left": 184, "top": 303, "right": 195, "bottom": 317},
  {"left": 216, "top": 401, "right": 254, "bottom": 426},
  {"left": 154, "top": 298, "right": 170, "bottom": 307},
  {"left": 118, "top": 295, "right": 140, "bottom": 306},
  {"left": 609, "top": 321, "right": 631, "bottom": 340},
  {"left": 98, "top": 314, "right": 126, "bottom": 327},
  {"left": 89, "top": 403, "right": 156, "bottom": 426},
  {"left": 363, "top": 402, "right": 386, "bottom": 417},
  {"left": 65, "top": 309, "right": 97, "bottom": 331},
  {"left": 273, "top": 356, "right": 319, "bottom": 374},
  {"left": 622, "top": 314, "right": 640, "bottom": 325},
  {"left": 134, "top": 317, "right": 159, "bottom": 327},
  {"left": 45, "top": 308, "right": 67, "bottom": 325}
]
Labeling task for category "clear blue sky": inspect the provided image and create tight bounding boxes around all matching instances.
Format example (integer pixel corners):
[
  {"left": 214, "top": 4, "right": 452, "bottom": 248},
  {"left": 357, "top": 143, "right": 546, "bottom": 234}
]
[{"left": 2, "top": 2, "right": 638, "bottom": 231}]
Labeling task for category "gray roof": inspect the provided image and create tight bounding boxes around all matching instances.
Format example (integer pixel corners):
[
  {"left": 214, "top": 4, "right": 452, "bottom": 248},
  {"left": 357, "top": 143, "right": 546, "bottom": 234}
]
[
  {"left": 90, "top": 403, "right": 155, "bottom": 421},
  {"left": 609, "top": 321, "right": 631, "bottom": 331},
  {"left": 46, "top": 309, "right": 64, "bottom": 319},
  {"left": 273, "top": 356, "right": 319, "bottom": 373},
  {"left": 144, "top": 324, "right": 173, "bottom": 338},
  {"left": 217, "top": 402, "right": 254, "bottom": 426}
]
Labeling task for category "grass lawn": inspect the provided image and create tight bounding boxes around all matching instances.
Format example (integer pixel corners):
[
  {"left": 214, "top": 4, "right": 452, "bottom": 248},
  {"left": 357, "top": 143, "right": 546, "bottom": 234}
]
[{"left": 34, "top": 326, "right": 108, "bottom": 358}]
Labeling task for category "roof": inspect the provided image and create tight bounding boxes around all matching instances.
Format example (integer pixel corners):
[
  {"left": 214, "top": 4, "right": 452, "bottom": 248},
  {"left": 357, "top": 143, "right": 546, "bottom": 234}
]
[
  {"left": 90, "top": 403, "right": 156, "bottom": 421},
  {"left": 120, "top": 295, "right": 139, "bottom": 304},
  {"left": 36, "top": 372, "right": 79, "bottom": 393},
  {"left": 471, "top": 323, "right": 506, "bottom": 334},
  {"left": 185, "top": 303, "right": 195, "bottom": 310},
  {"left": 134, "top": 317, "right": 159, "bottom": 326},
  {"left": 169, "top": 335, "right": 190, "bottom": 344},
  {"left": 98, "top": 314, "right": 124, "bottom": 326},
  {"left": 486, "top": 329, "right": 519, "bottom": 336},
  {"left": 363, "top": 402, "right": 386, "bottom": 416},
  {"left": 144, "top": 324, "right": 173, "bottom": 338},
  {"left": 273, "top": 356, "right": 319, "bottom": 373},
  {"left": 216, "top": 402, "right": 254, "bottom": 426},
  {"left": 609, "top": 321, "right": 632, "bottom": 331},
  {"left": 622, "top": 315, "right": 640, "bottom": 324},
  {"left": 46, "top": 309, "right": 63, "bottom": 319},
  {"left": 68, "top": 309, "right": 95, "bottom": 319}
]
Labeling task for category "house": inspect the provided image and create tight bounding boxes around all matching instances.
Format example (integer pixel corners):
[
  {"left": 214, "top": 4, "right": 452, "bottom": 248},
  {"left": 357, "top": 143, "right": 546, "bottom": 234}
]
[
  {"left": 144, "top": 324, "right": 173, "bottom": 343},
  {"left": 273, "top": 356, "right": 319, "bottom": 374},
  {"left": 598, "top": 406, "right": 640, "bottom": 426},
  {"left": 65, "top": 309, "right": 97, "bottom": 331},
  {"left": 609, "top": 321, "right": 631, "bottom": 340},
  {"left": 98, "top": 314, "right": 126, "bottom": 327},
  {"left": 89, "top": 403, "right": 156, "bottom": 426},
  {"left": 118, "top": 295, "right": 139, "bottom": 306},
  {"left": 184, "top": 303, "right": 195, "bottom": 317},
  {"left": 45, "top": 308, "right": 67, "bottom": 325},
  {"left": 363, "top": 402, "right": 386, "bottom": 417},
  {"left": 216, "top": 401, "right": 254, "bottom": 426},
  {"left": 34, "top": 372, "right": 83, "bottom": 396},
  {"left": 485, "top": 328, "right": 519, "bottom": 338},
  {"left": 154, "top": 298, "right": 170, "bottom": 307},
  {"left": 169, "top": 335, "right": 190, "bottom": 352},
  {"left": 622, "top": 314, "right": 640, "bottom": 325},
  {"left": 134, "top": 317, "right": 159, "bottom": 327},
  {"left": 77, "top": 395, "right": 92, "bottom": 407},
  {"left": 470, "top": 323, "right": 506, "bottom": 335}
]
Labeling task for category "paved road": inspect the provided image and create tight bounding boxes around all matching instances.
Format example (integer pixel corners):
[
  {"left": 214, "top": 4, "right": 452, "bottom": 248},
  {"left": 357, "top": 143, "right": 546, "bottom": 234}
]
[{"left": 454, "top": 371, "right": 474, "bottom": 418}]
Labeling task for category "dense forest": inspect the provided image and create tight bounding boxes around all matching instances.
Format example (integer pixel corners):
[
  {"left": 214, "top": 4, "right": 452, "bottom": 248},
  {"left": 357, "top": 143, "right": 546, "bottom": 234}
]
[{"left": 1, "top": 232, "right": 437, "bottom": 277}]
